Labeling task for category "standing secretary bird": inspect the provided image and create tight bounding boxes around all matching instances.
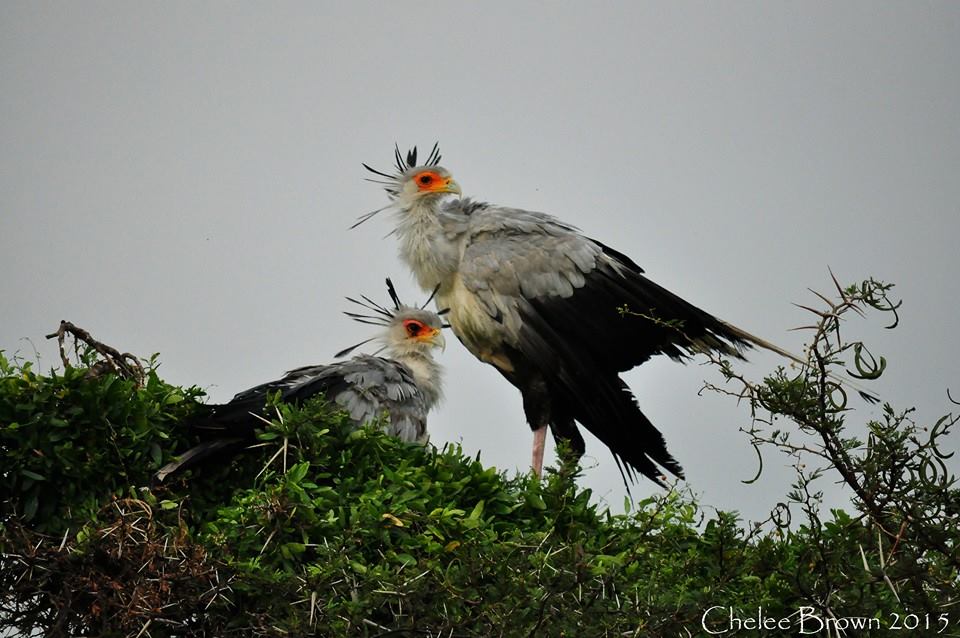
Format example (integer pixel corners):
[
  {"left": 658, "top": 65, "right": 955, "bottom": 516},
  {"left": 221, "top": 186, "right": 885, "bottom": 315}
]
[
  {"left": 356, "top": 144, "right": 849, "bottom": 487},
  {"left": 155, "top": 280, "right": 445, "bottom": 482}
]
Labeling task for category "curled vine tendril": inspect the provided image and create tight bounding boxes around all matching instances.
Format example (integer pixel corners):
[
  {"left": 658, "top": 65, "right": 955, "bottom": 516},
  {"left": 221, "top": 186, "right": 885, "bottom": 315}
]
[
  {"left": 847, "top": 343, "right": 887, "bottom": 380},
  {"left": 928, "top": 414, "right": 957, "bottom": 460},
  {"left": 826, "top": 382, "right": 849, "bottom": 412},
  {"left": 857, "top": 278, "right": 902, "bottom": 328},
  {"left": 742, "top": 441, "right": 764, "bottom": 484}
]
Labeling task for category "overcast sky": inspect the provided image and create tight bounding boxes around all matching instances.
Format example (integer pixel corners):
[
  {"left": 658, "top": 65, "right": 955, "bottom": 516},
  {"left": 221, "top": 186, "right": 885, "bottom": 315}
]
[{"left": 2, "top": 2, "right": 958, "bottom": 523}]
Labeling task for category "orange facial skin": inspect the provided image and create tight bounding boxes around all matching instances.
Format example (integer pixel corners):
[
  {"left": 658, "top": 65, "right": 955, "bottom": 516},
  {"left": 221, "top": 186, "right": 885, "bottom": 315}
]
[
  {"left": 403, "top": 319, "right": 441, "bottom": 341},
  {"left": 412, "top": 170, "right": 459, "bottom": 194}
]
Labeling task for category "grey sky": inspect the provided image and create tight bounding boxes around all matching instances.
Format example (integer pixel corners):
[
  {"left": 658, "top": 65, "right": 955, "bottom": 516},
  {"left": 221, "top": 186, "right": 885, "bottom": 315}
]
[{"left": 2, "top": 3, "right": 958, "bottom": 522}]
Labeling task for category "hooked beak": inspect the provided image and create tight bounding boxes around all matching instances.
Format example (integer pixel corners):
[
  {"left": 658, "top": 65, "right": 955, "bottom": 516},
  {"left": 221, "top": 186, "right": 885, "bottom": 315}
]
[
  {"left": 440, "top": 178, "right": 461, "bottom": 196},
  {"left": 427, "top": 327, "right": 446, "bottom": 352}
]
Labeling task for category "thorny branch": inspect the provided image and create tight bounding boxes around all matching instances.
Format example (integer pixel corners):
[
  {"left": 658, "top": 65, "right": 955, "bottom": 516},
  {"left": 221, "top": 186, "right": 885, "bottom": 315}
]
[
  {"left": 45, "top": 320, "right": 145, "bottom": 386},
  {"left": 0, "top": 499, "right": 233, "bottom": 637},
  {"left": 703, "top": 274, "right": 959, "bottom": 612}
]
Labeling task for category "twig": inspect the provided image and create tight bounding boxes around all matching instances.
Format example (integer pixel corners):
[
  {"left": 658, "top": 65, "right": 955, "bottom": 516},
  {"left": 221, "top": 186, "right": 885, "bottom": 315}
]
[{"left": 44, "top": 320, "right": 145, "bottom": 386}]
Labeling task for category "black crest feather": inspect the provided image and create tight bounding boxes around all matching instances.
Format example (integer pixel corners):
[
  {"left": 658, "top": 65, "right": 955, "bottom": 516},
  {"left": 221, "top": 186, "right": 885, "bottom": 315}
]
[
  {"left": 424, "top": 142, "right": 441, "bottom": 167},
  {"left": 401, "top": 143, "right": 441, "bottom": 171},
  {"left": 386, "top": 277, "right": 402, "bottom": 309},
  {"left": 357, "top": 143, "right": 443, "bottom": 215},
  {"left": 371, "top": 142, "right": 443, "bottom": 178},
  {"left": 421, "top": 283, "right": 441, "bottom": 310}
]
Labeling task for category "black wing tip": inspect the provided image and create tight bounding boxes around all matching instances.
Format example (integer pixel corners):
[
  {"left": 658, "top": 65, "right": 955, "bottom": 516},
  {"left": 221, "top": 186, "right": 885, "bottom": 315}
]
[
  {"left": 633, "top": 458, "right": 684, "bottom": 488},
  {"left": 610, "top": 445, "right": 684, "bottom": 489}
]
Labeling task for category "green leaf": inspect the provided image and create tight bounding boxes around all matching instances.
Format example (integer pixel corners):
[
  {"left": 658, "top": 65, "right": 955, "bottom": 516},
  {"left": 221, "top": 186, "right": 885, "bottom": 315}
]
[
  {"left": 163, "top": 392, "right": 184, "bottom": 405},
  {"left": 287, "top": 461, "right": 310, "bottom": 483},
  {"left": 149, "top": 442, "right": 162, "bottom": 466},
  {"left": 21, "top": 469, "right": 46, "bottom": 481},
  {"left": 467, "top": 500, "right": 485, "bottom": 522},
  {"left": 280, "top": 543, "right": 305, "bottom": 559},
  {"left": 24, "top": 492, "right": 39, "bottom": 519},
  {"left": 524, "top": 492, "right": 547, "bottom": 510},
  {"left": 392, "top": 553, "right": 417, "bottom": 566}
]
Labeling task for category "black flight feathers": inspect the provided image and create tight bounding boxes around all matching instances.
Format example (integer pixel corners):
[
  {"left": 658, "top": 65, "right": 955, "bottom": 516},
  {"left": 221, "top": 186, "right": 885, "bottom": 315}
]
[{"left": 513, "top": 242, "right": 752, "bottom": 486}]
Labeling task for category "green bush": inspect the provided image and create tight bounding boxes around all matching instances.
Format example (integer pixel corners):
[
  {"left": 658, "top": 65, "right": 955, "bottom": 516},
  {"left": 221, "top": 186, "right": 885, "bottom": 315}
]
[
  {"left": 0, "top": 352, "right": 202, "bottom": 533},
  {"left": 2, "top": 279, "right": 958, "bottom": 636}
]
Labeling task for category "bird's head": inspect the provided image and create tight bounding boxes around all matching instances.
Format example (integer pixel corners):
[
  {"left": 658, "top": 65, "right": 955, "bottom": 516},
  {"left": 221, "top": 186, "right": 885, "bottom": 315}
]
[
  {"left": 336, "top": 278, "right": 447, "bottom": 358},
  {"left": 397, "top": 165, "right": 461, "bottom": 205},
  {"left": 353, "top": 144, "right": 460, "bottom": 228},
  {"left": 385, "top": 308, "right": 446, "bottom": 356}
]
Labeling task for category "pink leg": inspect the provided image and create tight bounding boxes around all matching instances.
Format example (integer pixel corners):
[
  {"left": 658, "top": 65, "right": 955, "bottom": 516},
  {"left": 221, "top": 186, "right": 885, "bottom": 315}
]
[{"left": 531, "top": 426, "right": 547, "bottom": 478}]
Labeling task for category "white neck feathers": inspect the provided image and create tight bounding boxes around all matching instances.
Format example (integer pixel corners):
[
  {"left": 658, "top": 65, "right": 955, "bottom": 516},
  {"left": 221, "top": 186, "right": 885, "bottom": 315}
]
[
  {"left": 393, "top": 198, "right": 461, "bottom": 292},
  {"left": 393, "top": 349, "right": 443, "bottom": 410}
]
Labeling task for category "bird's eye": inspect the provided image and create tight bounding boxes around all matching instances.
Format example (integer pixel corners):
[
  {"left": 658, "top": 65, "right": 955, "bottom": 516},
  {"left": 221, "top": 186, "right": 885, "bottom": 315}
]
[
  {"left": 404, "top": 321, "right": 423, "bottom": 336},
  {"left": 413, "top": 170, "right": 449, "bottom": 192}
]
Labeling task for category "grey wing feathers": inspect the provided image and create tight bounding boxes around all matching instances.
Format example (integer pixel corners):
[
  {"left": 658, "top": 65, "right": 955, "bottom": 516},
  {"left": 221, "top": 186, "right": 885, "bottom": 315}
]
[
  {"left": 456, "top": 207, "right": 602, "bottom": 342},
  {"left": 450, "top": 202, "right": 748, "bottom": 483},
  {"left": 153, "top": 355, "right": 428, "bottom": 483},
  {"left": 223, "top": 357, "right": 428, "bottom": 443},
  {"left": 329, "top": 355, "right": 429, "bottom": 444},
  {"left": 456, "top": 204, "right": 748, "bottom": 365}
]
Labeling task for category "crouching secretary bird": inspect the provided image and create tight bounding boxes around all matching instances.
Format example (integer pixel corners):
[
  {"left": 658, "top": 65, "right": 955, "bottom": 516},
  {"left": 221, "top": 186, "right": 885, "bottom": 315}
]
[
  {"left": 155, "top": 280, "right": 445, "bottom": 482},
  {"left": 356, "top": 144, "right": 843, "bottom": 487}
]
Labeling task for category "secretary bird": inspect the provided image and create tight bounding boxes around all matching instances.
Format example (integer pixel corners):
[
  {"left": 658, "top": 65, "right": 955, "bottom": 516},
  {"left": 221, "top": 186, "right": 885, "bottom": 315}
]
[
  {"left": 356, "top": 145, "right": 872, "bottom": 486},
  {"left": 155, "top": 279, "right": 445, "bottom": 482}
]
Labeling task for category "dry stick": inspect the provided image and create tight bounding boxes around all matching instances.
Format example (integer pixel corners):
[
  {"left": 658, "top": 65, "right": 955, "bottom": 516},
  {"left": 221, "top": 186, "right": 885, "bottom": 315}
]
[{"left": 44, "top": 320, "right": 145, "bottom": 386}]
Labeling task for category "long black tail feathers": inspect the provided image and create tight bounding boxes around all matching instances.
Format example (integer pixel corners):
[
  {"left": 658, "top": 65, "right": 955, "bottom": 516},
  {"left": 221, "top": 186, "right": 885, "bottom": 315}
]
[{"left": 153, "top": 437, "right": 244, "bottom": 484}]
